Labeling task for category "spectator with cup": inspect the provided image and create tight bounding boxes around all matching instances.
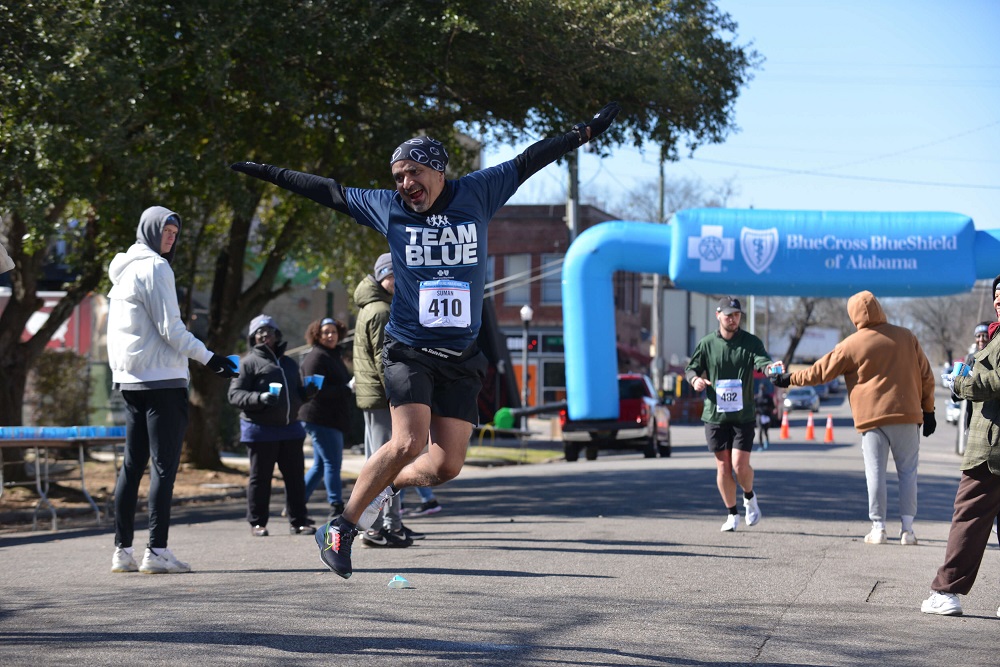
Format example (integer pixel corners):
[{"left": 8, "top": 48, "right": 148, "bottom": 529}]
[
  {"left": 299, "top": 317, "right": 354, "bottom": 521},
  {"left": 228, "top": 314, "right": 318, "bottom": 537}
]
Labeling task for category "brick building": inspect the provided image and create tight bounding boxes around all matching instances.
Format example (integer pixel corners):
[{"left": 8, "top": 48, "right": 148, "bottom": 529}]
[{"left": 486, "top": 204, "right": 648, "bottom": 409}]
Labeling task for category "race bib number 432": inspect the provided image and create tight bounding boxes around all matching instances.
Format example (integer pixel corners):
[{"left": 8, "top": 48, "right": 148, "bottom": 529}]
[
  {"left": 715, "top": 378, "right": 743, "bottom": 413},
  {"left": 418, "top": 279, "right": 471, "bottom": 328}
]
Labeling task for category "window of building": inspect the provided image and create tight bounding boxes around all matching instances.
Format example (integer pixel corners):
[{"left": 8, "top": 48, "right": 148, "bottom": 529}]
[
  {"left": 503, "top": 253, "right": 531, "bottom": 306},
  {"left": 540, "top": 253, "right": 563, "bottom": 304}
]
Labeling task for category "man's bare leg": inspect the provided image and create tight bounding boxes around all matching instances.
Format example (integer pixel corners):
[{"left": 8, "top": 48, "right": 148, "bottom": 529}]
[
  {"left": 394, "top": 415, "right": 473, "bottom": 488},
  {"left": 341, "top": 403, "right": 431, "bottom": 525},
  {"left": 732, "top": 449, "right": 754, "bottom": 495},
  {"left": 714, "top": 450, "right": 737, "bottom": 507}
]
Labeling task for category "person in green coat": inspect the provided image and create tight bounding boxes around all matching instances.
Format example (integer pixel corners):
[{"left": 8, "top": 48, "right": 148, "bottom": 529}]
[{"left": 685, "top": 297, "right": 781, "bottom": 533}]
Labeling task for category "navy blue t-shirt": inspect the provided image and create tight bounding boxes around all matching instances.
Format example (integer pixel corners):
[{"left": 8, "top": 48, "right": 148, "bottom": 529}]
[{"left": 345, "top": 161, "right": 520, "bottom": 350}]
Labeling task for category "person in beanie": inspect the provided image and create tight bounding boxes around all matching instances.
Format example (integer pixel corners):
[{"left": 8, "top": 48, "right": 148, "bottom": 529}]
[
  {"left": 107, "top": 206, "right": 238, "bottom": 575},
  {"left": 686, "top": 297, "right": 782, "bottom": 532},
  {"left": 353, "top": 253, "right": 414, "bottom": 548},
  {"left": 232, "top": 101, "right": 621, "bottom": 578},
  {"left": 773, "top": 290, "right": 935, "bottom": 546},
  {"left": 921, "top": 275, "right": 1000, "bottom": 616},
  {"left": 299, "top": 317, "right": 353, "bottom": 520},
  {"left": 228, "top": 314, "right": 318, "bottom": 537}
]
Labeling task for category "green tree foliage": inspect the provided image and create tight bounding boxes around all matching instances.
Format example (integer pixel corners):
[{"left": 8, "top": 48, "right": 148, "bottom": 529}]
[{"left": 1, "top": 0, "right": 760, "bottom": 466}]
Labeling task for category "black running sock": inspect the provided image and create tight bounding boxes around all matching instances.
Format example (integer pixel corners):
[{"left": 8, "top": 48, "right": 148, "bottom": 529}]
[
  {"left": 727, "top": 506, "right": 738, "bottom": 515},
  {"left": 744, "top": 490, "right": 754, "bottom": 500},
  {"left": 390, "top": 483, "right": 399, "bottom": 495}
]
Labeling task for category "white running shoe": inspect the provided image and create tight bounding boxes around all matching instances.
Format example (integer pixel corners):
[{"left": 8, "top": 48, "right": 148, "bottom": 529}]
[
  {"left": 864, "top": 527, "right": 887, "bottom": 544},
  {"left": 744, "top": 495, "right": 761, "bottom": 527},
  {"left": 721, "top": 514, "right": 739, "bottom": 532},
  {"left": 899, "top": 529, "right": 918, "bottom": 546},
  {"left": 139, "top": 548, "right": 191, "bottom": 574},
  {"left": 111, "top": 547, "right": 138, "bottom": 573},
  {"left": 921, "top": 591, "right": 962, "bottom": 616}
]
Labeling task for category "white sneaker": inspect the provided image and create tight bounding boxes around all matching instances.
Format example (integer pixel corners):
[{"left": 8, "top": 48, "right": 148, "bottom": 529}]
[
  {"left": 111, "top": 547, "right": 138, "bottom": 573},
  {"left": 864, "top": 527, "right": 888, "bottom": 544},
  {"left": 139, "top": 548, "right": 191, "bottom": 574},
  {"left": 921, "top": 591, "right": 962, "bottom": 616},
  {"left": 899, "top": 529, "right": 918, "bottom": 546},
  {"left": 744, "top": 495, "right": 761, "bottom": 527},
  {"left": 721, "top": 514, "right": 739, "bottom": 532}
]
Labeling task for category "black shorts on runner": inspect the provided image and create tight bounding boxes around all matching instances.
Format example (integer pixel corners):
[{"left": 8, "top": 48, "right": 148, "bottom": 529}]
[
  {"left": 382, "top": 335, "right": 488, "bottom": 425},
  {"left": 705, "top": 422, "right": 756, "bottom": 453}
]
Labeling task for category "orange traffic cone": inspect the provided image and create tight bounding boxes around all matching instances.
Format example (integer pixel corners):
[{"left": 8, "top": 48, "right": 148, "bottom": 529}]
[
  {"left": 824, "top": 414, "right": 835, "bottom": 443},
  {"left": 805, "top": 412, "right": 816, "bottom": 441},
  {"left": 780, "top": 410, "right": 790, "bottom": 440}
]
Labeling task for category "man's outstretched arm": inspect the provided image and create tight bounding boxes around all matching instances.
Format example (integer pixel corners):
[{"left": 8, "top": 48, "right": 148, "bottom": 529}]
[
  {"left": 230, "top": 162, "right": 351, "bottom": 215},
  {"left": 514, "top": 102, "right": 620, "bottom": 184}
]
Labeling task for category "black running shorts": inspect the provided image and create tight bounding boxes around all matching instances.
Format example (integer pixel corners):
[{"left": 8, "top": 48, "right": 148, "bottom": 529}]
[
  {"left": 382, "top": 335, "right": 487, "bottom": 425},
  {"left": 705, "top": 421, "right": 756, "bottom": 453}
]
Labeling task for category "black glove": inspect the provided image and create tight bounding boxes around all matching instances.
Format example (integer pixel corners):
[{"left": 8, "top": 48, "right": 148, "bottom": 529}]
[
  {"left": 206, "top": 353, "right": 238, "bottom": 378},
  {"left": 259, "top": 392, "right": 279, "bottom": 406},
  {"left": 230, "top": 161, "right": 276, "bottom": 183},
  {"left": 571, "top": 101, "right": 621, "bottom": 146},
  {"left": 771, "top": 373, "right": 791, "bottom": 388},
  {"left": 922, "top": 411, "right": 936, "bottom": 437},
  {"left": 300, "top": 383, "right": 319, "bottom": 401}
]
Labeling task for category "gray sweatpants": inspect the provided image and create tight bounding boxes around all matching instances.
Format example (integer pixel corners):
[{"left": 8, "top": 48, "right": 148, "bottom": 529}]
[
  {"left": 860, "top": 423, "right": 920, "bottom": 524},
  {"left": 363, "top": 408, "right": 403, "bottom": 531}
]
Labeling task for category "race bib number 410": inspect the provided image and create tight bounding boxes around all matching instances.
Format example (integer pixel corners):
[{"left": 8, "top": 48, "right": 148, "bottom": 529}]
[
  {"left": 418, "top": 279, "right": 471, "bottom": 328},
  {"left": 715, "top": 378, "right": 743, "bottom": 413}
]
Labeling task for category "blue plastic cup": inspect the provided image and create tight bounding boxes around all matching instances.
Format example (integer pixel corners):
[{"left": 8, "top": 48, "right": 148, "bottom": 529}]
[
  {"left": 227, "top": 355, "right": 240, "bottom": 373},
  {"left": 268, "top": 382, "right": 282, "bottom": 395},
  {"left": 311, "top": 374, "right": 324, "bottom": 390}
]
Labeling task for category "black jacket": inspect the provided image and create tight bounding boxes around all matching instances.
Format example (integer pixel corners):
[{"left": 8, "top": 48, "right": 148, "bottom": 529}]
[
  {"left": 297, "top": 344, "right": 353, "bottom": 432},
  {"left": 228, "top": 341, "right": 306, "bottom": 427}
]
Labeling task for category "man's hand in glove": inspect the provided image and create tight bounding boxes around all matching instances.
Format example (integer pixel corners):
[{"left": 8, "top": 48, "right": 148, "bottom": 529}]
[
  {"left": 922, "top": 411, "right": 937, "bottom": 437},
  {"left": 259, "top": 392, "right": 279, "bottom": 406},
  {"left": 206, "top": 354, "right": 238, "bottom": 378},
  {"left": 771, "top": 373, "right": 792, "bottom": 388},
  {"left": 572, "top": 102, "right": 621, "bottom": 145}
]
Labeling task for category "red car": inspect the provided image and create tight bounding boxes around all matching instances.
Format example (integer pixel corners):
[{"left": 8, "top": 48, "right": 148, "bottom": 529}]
[{"left": 559, "top": 373, "right": 672, "bottom": 461}]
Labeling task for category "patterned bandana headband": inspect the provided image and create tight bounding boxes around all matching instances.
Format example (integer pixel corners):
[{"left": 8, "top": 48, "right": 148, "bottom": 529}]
[{"left": 390, "top": 136, "right": 449, "bottom": 172}]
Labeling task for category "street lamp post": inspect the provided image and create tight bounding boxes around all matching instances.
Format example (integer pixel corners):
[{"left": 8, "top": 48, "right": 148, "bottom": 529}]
[{"left": 519, "top": 305, "right": 534, "bottom": 430}]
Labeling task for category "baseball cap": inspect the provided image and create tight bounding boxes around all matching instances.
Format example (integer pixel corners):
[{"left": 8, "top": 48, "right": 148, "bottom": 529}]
[{"left": 716, "top": 297, "right": 743, "bottom": 315}]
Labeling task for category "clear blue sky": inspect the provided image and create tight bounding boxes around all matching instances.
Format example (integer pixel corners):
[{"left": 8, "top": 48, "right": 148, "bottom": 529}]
[{"left": 484, "top": 0, "right": 1000, "bottom": 228}]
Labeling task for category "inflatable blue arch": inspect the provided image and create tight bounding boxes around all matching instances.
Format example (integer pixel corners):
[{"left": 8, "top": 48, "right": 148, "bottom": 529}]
[{"left": 563, "top": 209, "right": 1000, "bottom": 421}]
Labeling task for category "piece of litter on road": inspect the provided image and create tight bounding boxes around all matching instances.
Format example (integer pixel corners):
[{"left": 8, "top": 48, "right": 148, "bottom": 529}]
[{"left": 388, "top": 575, "right": 415, "bottom": 589}]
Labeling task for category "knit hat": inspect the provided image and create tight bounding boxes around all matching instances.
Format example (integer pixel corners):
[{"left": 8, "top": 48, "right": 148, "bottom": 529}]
[
  {"left": 249, "top": 314, "right": 280, "bottom": 338},
  {"left": 374, "top": 253, "right": 393, "bottom": 281},
  {"left": 389, "top": 136, "right": 448, "bottom": 172},
  {"left": 993, "top": 274, "right": 1000, "bottom": 296}
]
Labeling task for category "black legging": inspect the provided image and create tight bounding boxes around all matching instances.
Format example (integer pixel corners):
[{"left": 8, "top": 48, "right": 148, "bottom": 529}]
[{"left": 115, "top": 388, "right": 189, "bottom": 549}]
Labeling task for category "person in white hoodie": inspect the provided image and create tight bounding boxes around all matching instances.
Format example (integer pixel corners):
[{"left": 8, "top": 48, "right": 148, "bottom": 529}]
[{"left": 106, "top": 206, "right": 237, "bottom": 575}]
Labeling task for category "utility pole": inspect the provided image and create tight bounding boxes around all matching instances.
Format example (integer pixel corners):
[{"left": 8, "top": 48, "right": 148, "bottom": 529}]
[
  {"left": 650, "top": 157, "right": 665, "bottom": 393},
  {"left": 566, "top": 150, "right": 579, "bottom": 243}
]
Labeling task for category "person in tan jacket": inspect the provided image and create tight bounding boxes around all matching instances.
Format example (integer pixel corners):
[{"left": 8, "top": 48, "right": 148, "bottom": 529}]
[{"left": 773, "top": 290, "right": 936, "bottom": 545}]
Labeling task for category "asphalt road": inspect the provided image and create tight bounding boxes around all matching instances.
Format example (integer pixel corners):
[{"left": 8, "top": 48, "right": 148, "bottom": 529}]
[{"left": 1, "top": 385, "right": 997, "bottom": 666}]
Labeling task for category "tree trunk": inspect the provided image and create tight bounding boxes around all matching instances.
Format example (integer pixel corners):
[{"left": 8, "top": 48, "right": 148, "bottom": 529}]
[{"left": 183, "top": 363, "right": 228, "bottom": 468}]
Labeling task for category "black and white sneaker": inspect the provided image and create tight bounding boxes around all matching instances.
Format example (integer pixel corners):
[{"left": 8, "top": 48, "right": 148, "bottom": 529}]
[
  {"left": 362, "top": 527, "right": 413, "bottom": 548},
  {"left": 400, "top": 523, "right": 425, "bottom": 541}
]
